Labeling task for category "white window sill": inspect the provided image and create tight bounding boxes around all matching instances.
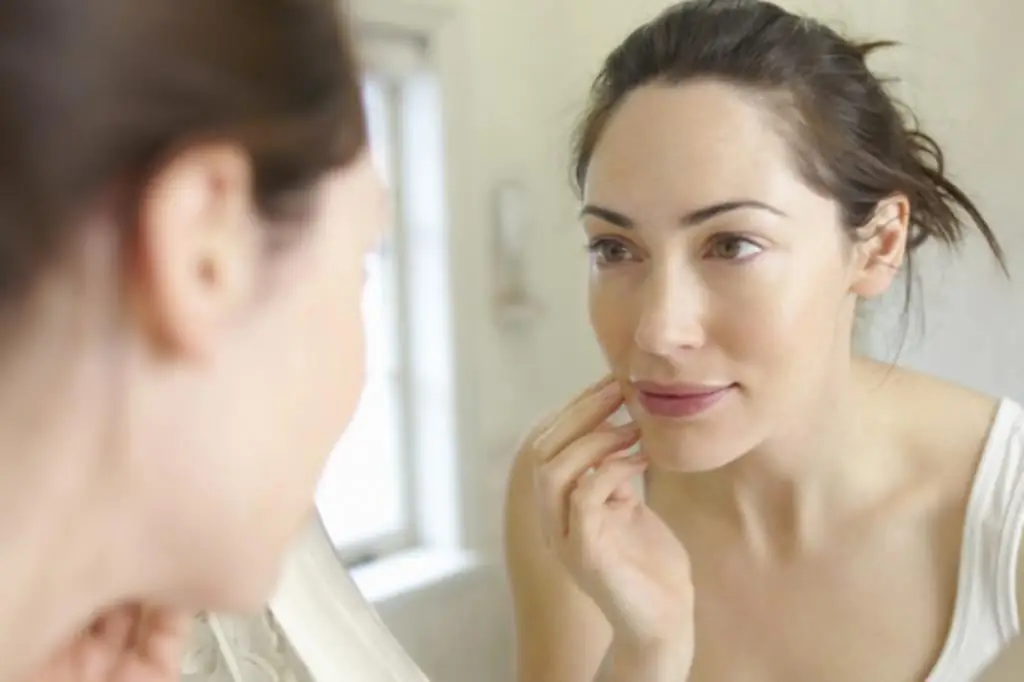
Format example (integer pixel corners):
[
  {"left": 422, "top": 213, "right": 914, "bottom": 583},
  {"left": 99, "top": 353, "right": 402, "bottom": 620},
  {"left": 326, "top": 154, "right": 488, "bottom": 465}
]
[{"left": 349, "top": 547, "right": 481, "bottom": 604}]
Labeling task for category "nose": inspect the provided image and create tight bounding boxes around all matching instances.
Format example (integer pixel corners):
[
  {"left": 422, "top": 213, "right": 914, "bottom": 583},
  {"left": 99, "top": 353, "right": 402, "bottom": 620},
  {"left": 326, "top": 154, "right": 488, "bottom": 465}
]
[{"left": 633, "top": 263, "right": 706, "bottom": 356}]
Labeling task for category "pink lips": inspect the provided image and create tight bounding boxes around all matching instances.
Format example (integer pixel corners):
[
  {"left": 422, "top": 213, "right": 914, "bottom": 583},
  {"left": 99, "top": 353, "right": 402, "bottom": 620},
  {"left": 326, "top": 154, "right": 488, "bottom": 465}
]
[{"left": 632, "top": 381, "right": 734, "bottom": 418}]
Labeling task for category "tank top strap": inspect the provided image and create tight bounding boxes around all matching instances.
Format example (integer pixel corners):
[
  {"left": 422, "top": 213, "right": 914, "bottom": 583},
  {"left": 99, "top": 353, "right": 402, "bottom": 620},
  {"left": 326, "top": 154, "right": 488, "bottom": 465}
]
[{"left": 928, "top": 398, "right": 1024, "bottom": 681}]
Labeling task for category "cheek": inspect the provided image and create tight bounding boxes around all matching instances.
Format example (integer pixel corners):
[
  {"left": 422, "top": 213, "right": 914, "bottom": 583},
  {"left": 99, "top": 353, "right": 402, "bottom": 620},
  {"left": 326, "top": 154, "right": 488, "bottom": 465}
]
[
  {"left": 298, "top": 169, "right": 381, "bottom": 453},
  {"left": 309, "top": 250, "right": 366, "bottom": 448},
  {"left": 713, "top": 283, "right": 803, "bottom": 360},
  {"left": 710, "top": 258, "right": 848, "bottom": 376},
  {"left": 332, "top": 275, "right": 366, "bottom": 429},
  {"left": 588, "top": 273, "right": 637, "bottom": 368},
  {"left": 266, "top": 232, "right": 367, "bottom": 499}
]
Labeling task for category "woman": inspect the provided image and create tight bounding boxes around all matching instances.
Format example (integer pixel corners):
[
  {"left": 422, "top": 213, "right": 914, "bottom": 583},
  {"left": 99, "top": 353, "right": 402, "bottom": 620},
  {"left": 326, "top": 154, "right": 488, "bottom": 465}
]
[
  {"left": 505, "top": 1, "right": 1022, "bottom": 681},
  {"left": 0, "top": 0, "right": 388, "bottom": 680}
]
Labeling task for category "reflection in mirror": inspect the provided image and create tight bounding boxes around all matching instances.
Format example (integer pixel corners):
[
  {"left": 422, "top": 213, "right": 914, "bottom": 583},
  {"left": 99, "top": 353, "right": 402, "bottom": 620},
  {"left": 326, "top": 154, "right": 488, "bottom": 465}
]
[
  {"left": 187, "top": 1, "right": 1024, "bottom": 682},
  {"left": 502, "top": 1, "right": 1024, "bottom": 681}
]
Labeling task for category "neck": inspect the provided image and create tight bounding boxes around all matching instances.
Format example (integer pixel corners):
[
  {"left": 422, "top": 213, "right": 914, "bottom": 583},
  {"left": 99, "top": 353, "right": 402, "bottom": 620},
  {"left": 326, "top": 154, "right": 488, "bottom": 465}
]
[
  {"left": 0, "top": 323, "right": 148, "bottom": 682},
  {"left": 0, "top": 459, "right": 122, "bottom": 682},
  {"left": 667, "top": 357, "right": 896, "bottom": 558}
]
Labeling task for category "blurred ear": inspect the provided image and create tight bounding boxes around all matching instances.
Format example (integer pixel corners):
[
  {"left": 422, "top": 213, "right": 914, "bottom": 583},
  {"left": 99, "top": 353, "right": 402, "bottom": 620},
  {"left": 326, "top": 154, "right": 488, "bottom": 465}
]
[
  {"left": 134, "top": 143, "right": 259, "bottom": 359},
  {"left": 849, "top": 193, "right": 909, "bottom": 299}
]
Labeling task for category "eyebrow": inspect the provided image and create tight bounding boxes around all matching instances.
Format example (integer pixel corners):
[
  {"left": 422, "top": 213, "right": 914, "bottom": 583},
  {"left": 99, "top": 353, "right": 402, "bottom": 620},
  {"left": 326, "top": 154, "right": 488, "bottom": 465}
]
[{"left": 579, "top": 200, "right": 786, "bottom": 228}]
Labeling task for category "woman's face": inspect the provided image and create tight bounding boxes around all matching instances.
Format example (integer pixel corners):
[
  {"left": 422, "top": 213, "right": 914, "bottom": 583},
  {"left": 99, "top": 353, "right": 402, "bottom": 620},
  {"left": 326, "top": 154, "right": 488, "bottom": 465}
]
[
  {"left": 127, "top": 148, "right": 387, "bottom": 610},
  {"left": 584, "top": 81, "right": 879, "bottom": 472}
]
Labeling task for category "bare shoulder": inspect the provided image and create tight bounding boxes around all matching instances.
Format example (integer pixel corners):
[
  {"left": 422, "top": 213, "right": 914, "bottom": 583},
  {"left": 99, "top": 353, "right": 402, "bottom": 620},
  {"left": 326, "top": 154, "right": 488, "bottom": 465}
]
[
  {"left": 857, "top": 358, "right": 1004, "bottom": 474},
  {"left": 504, "top": 443, "right": 612, "bottom": 682},
  {"left": 858, "top": 359, "right": 1024, "bottom": 630}
]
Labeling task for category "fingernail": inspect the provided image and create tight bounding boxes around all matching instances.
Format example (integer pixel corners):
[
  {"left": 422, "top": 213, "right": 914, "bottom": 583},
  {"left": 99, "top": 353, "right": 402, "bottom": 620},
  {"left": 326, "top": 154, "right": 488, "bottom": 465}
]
[{"left": 615, "top": 422, "right": 640, "bottom": 435}]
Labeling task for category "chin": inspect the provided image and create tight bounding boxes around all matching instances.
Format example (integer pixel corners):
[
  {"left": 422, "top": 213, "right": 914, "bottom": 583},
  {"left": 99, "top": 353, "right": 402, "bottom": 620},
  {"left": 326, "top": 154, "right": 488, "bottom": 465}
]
[
  {"left": 638, "top": 420, "right": 751, "bottom": 473},
  {"left": 648, "top": 446, "right": 746, "bottom": 473},
  {"left": 187, "top": 522, "right": 296, "bottom": 614},
  {"left": 208, "top": 553, "right": 285, "bottom": 614}
]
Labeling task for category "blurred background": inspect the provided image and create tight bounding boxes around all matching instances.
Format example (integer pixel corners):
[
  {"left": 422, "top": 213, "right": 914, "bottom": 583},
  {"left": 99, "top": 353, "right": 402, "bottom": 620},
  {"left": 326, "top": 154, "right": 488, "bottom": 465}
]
[{"left": 311, "top": 1, "right": 1024, "bottom": 681}]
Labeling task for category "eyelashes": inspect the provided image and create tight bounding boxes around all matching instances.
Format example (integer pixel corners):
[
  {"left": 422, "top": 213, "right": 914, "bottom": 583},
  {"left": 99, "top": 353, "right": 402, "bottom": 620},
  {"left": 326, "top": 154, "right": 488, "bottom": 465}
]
[
  {"left": 586, "top": 237, "right": 636, "bottom": 266},
  {"left": 586, "top": 234, "right": 765, "bottom": 267},
  {"left": 706, "top": 236, "right": 763, "bottom": 261}
]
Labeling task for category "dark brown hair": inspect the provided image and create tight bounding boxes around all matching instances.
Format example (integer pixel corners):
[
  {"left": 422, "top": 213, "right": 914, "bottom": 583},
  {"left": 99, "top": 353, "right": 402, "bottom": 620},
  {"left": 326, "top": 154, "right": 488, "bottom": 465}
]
[
  {"left": 0, "top": 0, "right": 367, "bottom": 305},
  {"left": 573, "top": 0, "right": 1005, "bottom": 301}
]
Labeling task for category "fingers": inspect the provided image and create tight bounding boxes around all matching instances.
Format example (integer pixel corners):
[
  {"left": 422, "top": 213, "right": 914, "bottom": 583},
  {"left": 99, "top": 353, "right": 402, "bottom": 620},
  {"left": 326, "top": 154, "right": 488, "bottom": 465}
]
[
  {"left": 87, "top": 607, "right": 134, "bottom": 644},
  {"left": 533, "top": 377, "right": 624, "bottom": 459},
  {"left": 138, "top": 607, "right": 192, "bottom": 667},
  {"left": 530, "top": 375, "right": 616, "bottom": 443},
  {"left": 535, "top": 424, "right": 640, "bottom": 541},
  {"left": 537, "top": 424, "right": 639, "bottom": 504},
  {"left": 521, "top": 375, "right": 615, "bottom": 452},
  {"left": 569, "top": 455, "right": 648, "bottom": 526}
]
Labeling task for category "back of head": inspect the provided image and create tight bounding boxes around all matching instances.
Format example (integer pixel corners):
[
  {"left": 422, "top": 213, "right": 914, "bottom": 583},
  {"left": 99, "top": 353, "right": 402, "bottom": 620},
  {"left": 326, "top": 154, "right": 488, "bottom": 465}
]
[
  {"left": 0, "top": 0, "right": 367, "bottom": 308},
  {"left": 574, "top": 0, "right": 1005, "bottom": 296}
]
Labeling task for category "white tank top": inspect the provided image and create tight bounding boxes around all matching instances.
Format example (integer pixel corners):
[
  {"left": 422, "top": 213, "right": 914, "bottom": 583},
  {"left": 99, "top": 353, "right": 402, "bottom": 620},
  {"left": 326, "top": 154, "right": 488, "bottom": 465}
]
[
  {"left": 637, "top": 398, "right": 1024, "bottom": 681},
  {"left": 928, "top": 397, "right": 1024, "bottom": 681}
]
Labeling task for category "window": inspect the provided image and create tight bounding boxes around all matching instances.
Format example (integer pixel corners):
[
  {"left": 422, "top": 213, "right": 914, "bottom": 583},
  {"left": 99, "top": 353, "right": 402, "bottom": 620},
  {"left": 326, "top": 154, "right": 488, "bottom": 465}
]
[{"left": 316, "top": 29, "right": 457, "bottom": 565}]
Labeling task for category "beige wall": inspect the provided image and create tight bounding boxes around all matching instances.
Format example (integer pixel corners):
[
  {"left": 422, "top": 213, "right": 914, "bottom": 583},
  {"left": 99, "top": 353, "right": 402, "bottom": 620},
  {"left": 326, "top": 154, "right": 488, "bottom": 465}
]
[{"left": 350, "top": 2, "right": 1024, "bottom": 681}]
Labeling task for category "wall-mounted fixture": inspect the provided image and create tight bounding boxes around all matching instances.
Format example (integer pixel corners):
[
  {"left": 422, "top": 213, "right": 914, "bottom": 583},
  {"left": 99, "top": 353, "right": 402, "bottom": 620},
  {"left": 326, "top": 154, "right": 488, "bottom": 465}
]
[{"left": 492, "top": 180, "right": 543, "bottom": 330}]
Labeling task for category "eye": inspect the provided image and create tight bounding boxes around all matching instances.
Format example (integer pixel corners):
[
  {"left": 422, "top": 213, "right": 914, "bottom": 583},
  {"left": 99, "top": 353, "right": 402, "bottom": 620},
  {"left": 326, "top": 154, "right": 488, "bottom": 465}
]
[
  {"left": 707, "top": 235, "right": 763, "bottom": 261},
  {"left": 587, "top": 237, "right": 638, "bottom": 266}
]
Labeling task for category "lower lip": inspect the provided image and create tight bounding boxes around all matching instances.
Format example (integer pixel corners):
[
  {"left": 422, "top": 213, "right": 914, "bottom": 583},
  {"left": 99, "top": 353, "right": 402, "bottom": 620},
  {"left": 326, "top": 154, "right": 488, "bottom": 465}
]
[{"left": 636, "top": 386, "right": 733, "bottom": 418}]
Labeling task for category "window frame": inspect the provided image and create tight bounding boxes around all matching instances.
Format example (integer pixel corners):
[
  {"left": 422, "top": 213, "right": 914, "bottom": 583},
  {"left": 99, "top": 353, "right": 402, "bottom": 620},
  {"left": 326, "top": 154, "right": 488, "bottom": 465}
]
[
  {"left": 319, "top": 2, "right": 464, "bottom": 568},
  {"left": 325, "top": 30, "right": 438, "bottom": 567}
]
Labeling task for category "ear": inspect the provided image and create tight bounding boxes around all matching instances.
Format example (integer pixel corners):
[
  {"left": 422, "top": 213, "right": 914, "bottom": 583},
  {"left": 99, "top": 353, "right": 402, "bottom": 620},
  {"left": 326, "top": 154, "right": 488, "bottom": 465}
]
[
  {"left": 849, "top": 194, "right": 909, "bottom": 299},
  {"left": 133, "top": 143, "right": 259, "bottom": 359}
]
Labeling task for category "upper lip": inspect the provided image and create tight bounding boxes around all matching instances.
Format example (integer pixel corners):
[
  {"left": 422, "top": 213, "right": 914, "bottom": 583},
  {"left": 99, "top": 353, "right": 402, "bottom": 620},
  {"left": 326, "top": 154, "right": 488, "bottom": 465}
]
[{"left": 631, "top": 380, "right": 733, "bottom": 397}]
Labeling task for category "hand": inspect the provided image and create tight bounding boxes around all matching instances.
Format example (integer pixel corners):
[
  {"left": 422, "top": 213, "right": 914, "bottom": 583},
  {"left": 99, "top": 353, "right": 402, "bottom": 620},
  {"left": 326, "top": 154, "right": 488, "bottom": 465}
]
[
  {"left": 527, "top": 376, "right": 695, "bottom": 670},
  {"left": 24, "top": 604, "right": 192, "bottom": 682}
]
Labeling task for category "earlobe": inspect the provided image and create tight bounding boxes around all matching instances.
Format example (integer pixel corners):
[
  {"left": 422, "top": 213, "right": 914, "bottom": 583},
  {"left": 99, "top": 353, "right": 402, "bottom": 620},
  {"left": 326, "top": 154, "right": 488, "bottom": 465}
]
[
  {"left": 850, "top": 194, "right": 909, "bottom": 299},
  {"left": 133, "top": 143, "right": 258, "bottom": 359}
]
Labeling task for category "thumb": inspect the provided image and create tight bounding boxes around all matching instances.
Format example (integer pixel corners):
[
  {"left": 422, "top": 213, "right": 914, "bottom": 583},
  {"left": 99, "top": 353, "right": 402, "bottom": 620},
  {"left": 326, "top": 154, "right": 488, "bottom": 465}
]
[{"left": 104, "top": 606, "right": 193, "bottom": 680}]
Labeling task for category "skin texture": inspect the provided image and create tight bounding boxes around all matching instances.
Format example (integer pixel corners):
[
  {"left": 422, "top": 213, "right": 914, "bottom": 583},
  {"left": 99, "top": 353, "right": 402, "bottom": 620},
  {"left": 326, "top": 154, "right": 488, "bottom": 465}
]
[
  {"left": 583, "top": 81, "right": 898, "bottom": 475},
  {"left": 505, "top": 80, "right": 1009, "bottom": 682},
  {"left": 0, "top": 145, "right": 386, "bottom": 682}
]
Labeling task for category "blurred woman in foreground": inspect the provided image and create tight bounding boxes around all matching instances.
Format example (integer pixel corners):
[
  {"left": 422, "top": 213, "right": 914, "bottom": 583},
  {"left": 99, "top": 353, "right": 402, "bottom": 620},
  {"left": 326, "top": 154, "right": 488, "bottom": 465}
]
[{"left": 0, "top": 0, "right": 389, "bottom": 679}]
